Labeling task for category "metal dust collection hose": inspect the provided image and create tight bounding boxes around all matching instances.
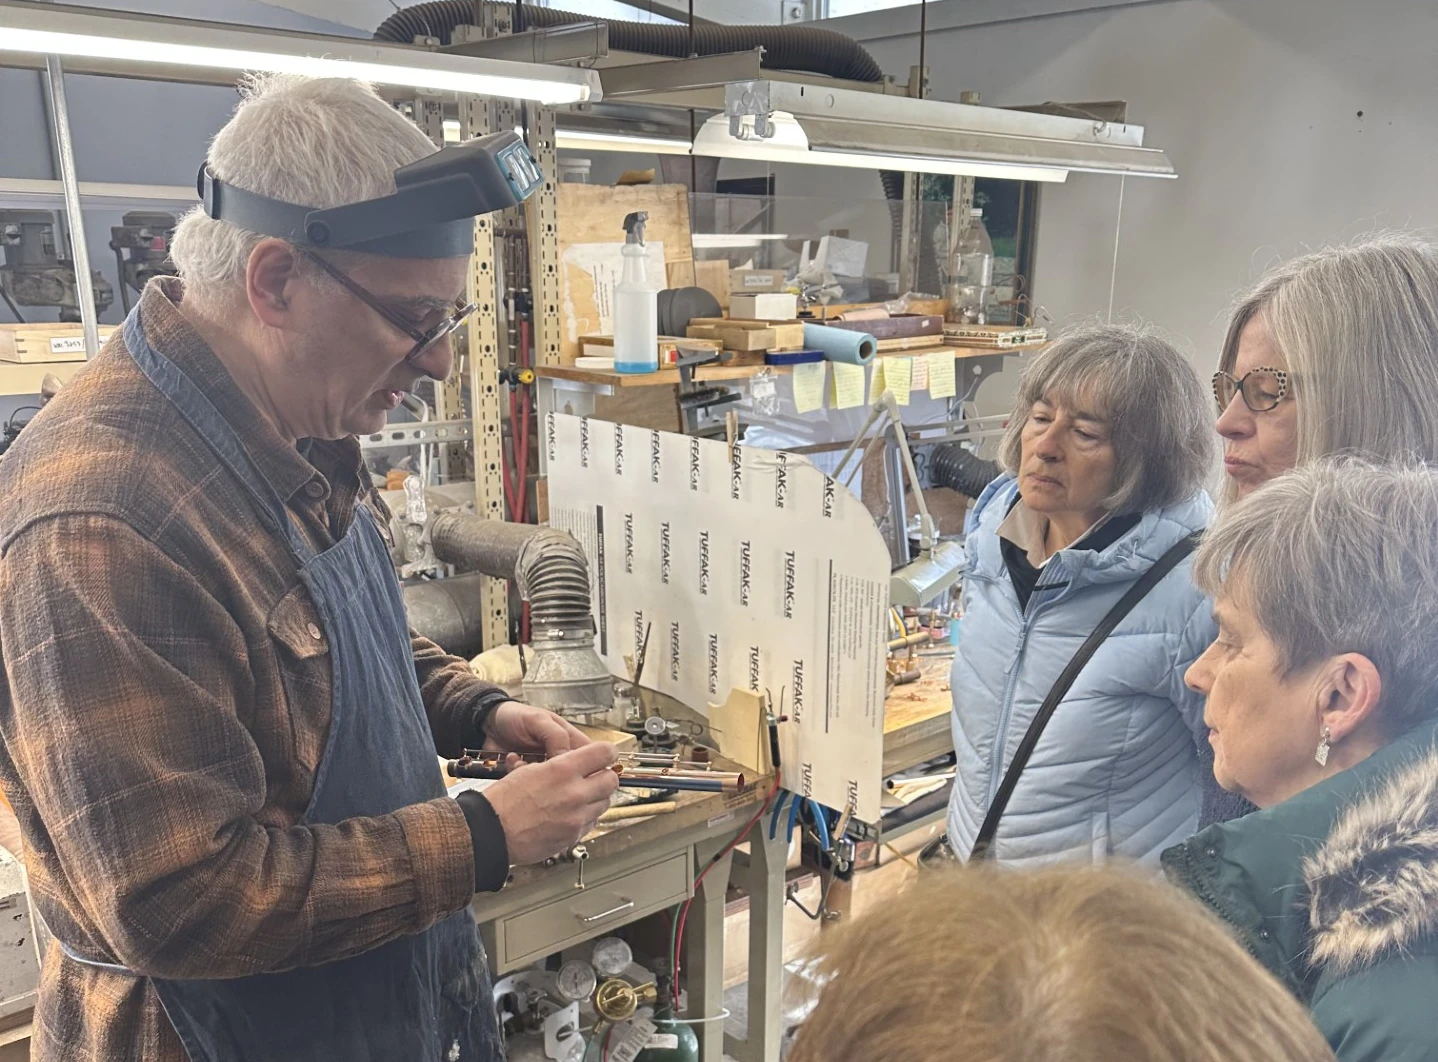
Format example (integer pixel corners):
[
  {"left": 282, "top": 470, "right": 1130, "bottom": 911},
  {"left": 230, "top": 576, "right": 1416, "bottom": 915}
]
[{"left": 428, "top": 514, "right": 613, "bottom": 718}]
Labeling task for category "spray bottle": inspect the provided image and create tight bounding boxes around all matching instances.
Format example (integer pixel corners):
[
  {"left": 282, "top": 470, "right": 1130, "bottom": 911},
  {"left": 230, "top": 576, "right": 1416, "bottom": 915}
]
[{"left": 614, "top": 211, "right": 659, "bottom": 374}]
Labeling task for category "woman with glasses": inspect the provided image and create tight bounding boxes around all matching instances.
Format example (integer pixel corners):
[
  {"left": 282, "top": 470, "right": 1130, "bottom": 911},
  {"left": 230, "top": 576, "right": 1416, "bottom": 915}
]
[
  {"left": 945, "top": 324, "right": 1216, "bottom": 866},
  {"left": 1214, "top": 233, "right": 1438, "bottom": 499},
  {"left": 1202, "top": 234, "right": 1438, "bottom": 827}
]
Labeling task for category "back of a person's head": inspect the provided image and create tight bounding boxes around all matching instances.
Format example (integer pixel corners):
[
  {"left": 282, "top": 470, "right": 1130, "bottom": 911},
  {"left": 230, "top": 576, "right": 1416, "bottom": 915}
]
[{"left": 787, "top": 866, "right": 1335, "bottom": 1062}]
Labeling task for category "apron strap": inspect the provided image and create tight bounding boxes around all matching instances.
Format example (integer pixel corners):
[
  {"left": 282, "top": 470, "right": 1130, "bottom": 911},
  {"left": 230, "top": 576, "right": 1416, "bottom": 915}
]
[{"left": 121, "top": 307, "right": 313, "bottom": 563}]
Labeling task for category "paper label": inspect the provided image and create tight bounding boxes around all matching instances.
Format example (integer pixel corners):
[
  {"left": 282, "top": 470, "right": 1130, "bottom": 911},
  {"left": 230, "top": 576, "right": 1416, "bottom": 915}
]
[
  {"left": 707, "top": 810, "right": 736, "bottom": 829},
  {"left": 646, "top": 1035, "right": 680, "bottom": 1049},
  {"left": 886, "top": 358, "right": 913, "bottom": 406},
  {"left": 743, "top": 273, "right": 776, "bottom": 289},
  {"left": 561, "top": 241, "right": 667, "bottom": 341},
  {"left": 548, "top": 416, "right": 888, "bottom": 822},
  {"left": 911, "top": 354, "right": 930, "bottom": 392},
  {"left": 927, "top": 351, "right": 957, "bottom": 399},
  {"left": 791, "top": 362, "right": 827, "bottom": 414},
  {"left": 830, "top": 363, "right": 867, "bottom": 410},
  {"left": 610, "top": 1019, "right": 658, "bottom": 1062},
  {"left": 49, "top": 336, "right": 85, "bottom": 354}
]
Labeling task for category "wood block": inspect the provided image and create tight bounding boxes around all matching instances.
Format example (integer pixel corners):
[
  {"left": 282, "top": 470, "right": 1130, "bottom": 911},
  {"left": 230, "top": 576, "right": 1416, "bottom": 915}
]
[
  {"left": 666, "top": 260, "right": 696, "bottom": 289},
  {"left": 769, "top": 322, "right": 805, "bottom": 351},
  {"left": 694, "top": 259, "right": 730, "bottom": 311},
  {"left": 0, "top": 323, "right": 116, "bottom": 363},
  {"left": 686, "top": 323, "right": 776, "bottom": 352}
]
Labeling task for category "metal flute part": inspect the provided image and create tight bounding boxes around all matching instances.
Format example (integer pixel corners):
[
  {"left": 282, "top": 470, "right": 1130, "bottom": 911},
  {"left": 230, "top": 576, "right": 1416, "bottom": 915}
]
[{"left": 445, "top": 758, "right": 741, "bottom": 793}]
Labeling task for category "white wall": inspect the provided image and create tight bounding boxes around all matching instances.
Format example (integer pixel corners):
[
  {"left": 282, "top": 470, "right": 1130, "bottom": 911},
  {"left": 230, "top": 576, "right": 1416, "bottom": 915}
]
[{"left": 833, "top": 0, "right": 1438, "bottom": 399}]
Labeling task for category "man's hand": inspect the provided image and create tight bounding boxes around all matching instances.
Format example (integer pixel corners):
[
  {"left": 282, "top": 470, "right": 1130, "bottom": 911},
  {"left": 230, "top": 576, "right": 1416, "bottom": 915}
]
[
  {"left": 482, "top": 743, "right": 620, "bottom": 865},
  {"left": 484, "top": 701, "right": 589, "bottom": 759}
]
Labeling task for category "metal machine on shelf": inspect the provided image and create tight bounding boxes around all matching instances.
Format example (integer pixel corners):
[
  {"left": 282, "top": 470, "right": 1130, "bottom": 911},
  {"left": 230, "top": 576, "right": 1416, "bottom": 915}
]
[
  {"left": 0, "top": 209, "right": 112, "bottom": 323},
  {"left": 109, "top": 211, "right": 177, "bottom": 314}
]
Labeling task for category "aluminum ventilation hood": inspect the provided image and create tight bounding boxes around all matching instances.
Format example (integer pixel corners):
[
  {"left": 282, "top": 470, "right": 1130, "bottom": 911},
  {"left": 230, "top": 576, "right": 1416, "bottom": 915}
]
[{"left": 691, "top": 80, "right": 1176, "bottom": 181}]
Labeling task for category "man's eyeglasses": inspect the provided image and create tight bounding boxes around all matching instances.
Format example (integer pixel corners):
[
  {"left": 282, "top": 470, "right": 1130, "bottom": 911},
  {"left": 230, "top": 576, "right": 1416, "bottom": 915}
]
[
  {"left": 1212, "top": 367, "right": 1290, "bottom": 414},
  {"left": 299, "top": 249, "right": 477, "bottom": 364}
]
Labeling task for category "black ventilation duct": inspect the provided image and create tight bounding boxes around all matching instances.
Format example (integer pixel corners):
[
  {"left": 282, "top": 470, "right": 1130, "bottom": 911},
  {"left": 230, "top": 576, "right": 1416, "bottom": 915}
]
[{"left": 374, "top": 2, "right": 885, "bottom": 84}]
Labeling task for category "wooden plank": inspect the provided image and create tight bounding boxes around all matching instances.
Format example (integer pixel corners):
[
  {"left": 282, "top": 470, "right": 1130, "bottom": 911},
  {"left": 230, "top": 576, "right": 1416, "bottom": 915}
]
[
  {"left": 0, "top": 323, "right": 116, "bottom": 363},
  {"left": 807, "top": 297, "right": 948, "bottom": 320},
  {"left": 556, "top": 183, "right": 693, "bottom": 365}
]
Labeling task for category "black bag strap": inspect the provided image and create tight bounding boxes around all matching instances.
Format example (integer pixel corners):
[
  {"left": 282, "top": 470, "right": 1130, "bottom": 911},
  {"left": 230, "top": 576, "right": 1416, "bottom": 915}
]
[{"left": 970, "top": 531, "right": 1203, "bottom": 861}]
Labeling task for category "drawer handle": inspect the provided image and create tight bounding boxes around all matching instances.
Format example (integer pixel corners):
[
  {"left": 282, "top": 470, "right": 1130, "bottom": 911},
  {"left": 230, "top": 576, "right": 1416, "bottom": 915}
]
[{"left": 578, "top": 899, "right": 635, "bottom": 924}]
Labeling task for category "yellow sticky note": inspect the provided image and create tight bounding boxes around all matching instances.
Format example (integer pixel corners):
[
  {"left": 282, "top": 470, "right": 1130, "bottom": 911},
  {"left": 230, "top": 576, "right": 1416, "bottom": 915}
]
[
  {"left": 928, "top": 350, "right": 957, "bottom": 399},
  {"left": 869, "top": 359, "right": 886, "bottom": 398},
  {"left": 792, "top": 361, "right": 828, "bottom": 414},
  {"left": 911, "top": 354, "right": 930, "bottom": 392},
  {"left": 886, "top": 357, "right": 913, "bottom": 405},
  {"left": 831, "top": 362, "right": 867, "bottom": 410}
]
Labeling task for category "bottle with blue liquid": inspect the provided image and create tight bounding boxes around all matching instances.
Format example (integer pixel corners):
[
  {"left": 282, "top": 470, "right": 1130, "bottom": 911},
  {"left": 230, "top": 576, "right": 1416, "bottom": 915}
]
[{"left": 613, "top": 210, "right": 659, "bottom": 374}]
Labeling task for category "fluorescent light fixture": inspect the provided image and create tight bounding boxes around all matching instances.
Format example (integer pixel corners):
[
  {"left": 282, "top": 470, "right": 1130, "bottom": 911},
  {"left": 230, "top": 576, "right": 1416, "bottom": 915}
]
[
  {"left": 444, "top": 121, "right": 693, "bottom": 156},
  {"left": 555, "top": 129, "right": 694, "bottom": 155},
  {"left": 692, "top": 234, "right": 792, "bottom": 249},
  {"left": 707, "top": 81, "right": 1177, "bottom": 181},
  {"left": 0, "top": 0, "right": 601, "bottom": 104},
  {"left": 693, "top": 112, "right": 1069, "bottom": 182}
]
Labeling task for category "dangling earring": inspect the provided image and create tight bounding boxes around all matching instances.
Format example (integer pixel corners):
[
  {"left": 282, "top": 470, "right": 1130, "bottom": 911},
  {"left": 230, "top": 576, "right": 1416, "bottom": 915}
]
[{"left": 1315, "top": 725, "right": 1332, "bottom": 767}]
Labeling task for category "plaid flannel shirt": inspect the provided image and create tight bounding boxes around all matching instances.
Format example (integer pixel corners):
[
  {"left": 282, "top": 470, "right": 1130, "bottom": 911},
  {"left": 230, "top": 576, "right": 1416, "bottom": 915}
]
[{"left": 0, "top": 279, "right": 507, "bottom": 1061}]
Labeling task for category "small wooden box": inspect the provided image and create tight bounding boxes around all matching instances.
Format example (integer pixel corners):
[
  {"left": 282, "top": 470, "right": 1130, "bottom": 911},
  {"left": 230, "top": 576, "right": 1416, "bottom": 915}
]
[{"left": 0, "top": 323, "right": 116, "bottom": 363}]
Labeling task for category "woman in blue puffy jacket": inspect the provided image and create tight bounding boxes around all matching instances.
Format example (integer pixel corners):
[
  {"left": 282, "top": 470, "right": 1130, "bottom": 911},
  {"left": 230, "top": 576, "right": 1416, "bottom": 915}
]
[{"left": 947, "top": 324, "right": 1217, "bottom": 866}]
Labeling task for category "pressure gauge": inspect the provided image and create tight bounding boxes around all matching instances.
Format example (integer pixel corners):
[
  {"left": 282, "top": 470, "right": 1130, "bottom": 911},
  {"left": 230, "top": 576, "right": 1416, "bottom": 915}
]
[
  {"left": 591, "top": 936, "right": 633, "bottom": 978},
  {"left": 555, "top": 959, "right": 597, "bottom": 1003}
]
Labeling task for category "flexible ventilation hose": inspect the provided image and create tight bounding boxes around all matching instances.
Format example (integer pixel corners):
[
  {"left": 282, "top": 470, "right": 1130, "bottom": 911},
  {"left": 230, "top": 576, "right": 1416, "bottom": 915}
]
[
  {"left": 374, "top": 2, "right": 885, "bottom": 83},
  {"left": 929, "top": 443, "right": 1001, "bottom": 501},
  {"left": 427, "top": 515, "right": 593, "bottom": 634}
]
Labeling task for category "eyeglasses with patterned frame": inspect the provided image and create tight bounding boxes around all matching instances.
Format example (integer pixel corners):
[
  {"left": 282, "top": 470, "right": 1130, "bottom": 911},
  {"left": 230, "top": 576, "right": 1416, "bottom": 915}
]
[
  {"left": 1212, "top": 367, "right": 1290, "bottom": 415},
  {"left": 299, "top": 248, "right": 476, "bottom": 364}
]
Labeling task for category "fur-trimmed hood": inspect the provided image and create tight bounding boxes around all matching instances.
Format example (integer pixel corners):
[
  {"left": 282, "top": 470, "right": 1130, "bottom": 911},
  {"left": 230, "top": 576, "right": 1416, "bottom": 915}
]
[{"left": 1306, "top": 746, "right": 1438, "bottom": 976}]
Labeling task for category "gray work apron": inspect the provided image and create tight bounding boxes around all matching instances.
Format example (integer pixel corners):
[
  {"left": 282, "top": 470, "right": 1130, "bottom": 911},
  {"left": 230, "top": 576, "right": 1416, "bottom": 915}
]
[{"left": 54, "top": 305, "right": 504, "bottom": 1062}]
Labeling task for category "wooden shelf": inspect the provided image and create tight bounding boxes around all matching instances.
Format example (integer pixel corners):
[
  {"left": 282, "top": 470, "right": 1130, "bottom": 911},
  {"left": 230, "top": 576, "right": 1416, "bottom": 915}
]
[
  {"left": 536, "top": 345, "right": 1026, "bottom": 390},
  {"left": 0, "top": 361, "right": 85, "bottom": 398}
]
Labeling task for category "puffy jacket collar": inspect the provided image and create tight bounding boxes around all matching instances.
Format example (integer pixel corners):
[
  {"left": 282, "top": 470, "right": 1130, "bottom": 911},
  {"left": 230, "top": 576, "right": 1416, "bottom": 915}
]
[
  {"left": 965, "top": 475, "right": 1212, "bottom": 593},
  {"left": 1162, "top": 716, "right": 1438, "bottom": 995}
]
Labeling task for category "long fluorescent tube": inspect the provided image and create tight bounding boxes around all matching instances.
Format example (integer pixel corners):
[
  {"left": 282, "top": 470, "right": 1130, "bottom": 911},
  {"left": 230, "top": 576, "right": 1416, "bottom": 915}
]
[
  {"left": 555, "top": 129, "right": 694, "bottom": 155},
  {"left": 692, "top": 114, "right": 1070, "bottom": 182},
  {"left": 444, "top": 121, "right": 694, "bottom": 156},
  {"left": 0, "top": 1, "right": 601, "bottom": 104}
]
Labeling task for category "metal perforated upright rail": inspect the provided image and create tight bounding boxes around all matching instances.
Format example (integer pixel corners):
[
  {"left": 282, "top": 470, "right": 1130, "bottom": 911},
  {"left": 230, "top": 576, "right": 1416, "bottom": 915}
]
[
  {"left": 526, "top": 106, "right": 562, "bottom": 369},
  {"left": 412, "top": 96, "right": 463, "bottom": 484},
  {"left": 461, "top": 93, "right": 510, "bottom": 649}
]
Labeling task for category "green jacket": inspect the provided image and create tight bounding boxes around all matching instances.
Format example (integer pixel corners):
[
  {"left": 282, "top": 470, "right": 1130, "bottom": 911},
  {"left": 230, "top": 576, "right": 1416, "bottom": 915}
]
[{"left": 1163, "top": 716, "right": 1438, "bottom": 1062}]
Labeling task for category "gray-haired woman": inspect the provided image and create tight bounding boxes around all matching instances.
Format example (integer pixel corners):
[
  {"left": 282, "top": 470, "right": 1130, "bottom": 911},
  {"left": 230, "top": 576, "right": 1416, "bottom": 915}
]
[
  {"left": 1165, "top": 457, "right": 1438, "bottom": 1061},
  {"left": 1215, "top": 233, "right": 1438, "bottom": 499},
  {"left": 947, "top": 324, "right": 1217, "bottom": 865}
]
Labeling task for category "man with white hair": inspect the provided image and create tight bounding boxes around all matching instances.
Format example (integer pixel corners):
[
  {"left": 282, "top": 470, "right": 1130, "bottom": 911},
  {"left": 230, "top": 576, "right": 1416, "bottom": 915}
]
[{"left": 0, "top": 75, "right": 618, "bottom": 1061}]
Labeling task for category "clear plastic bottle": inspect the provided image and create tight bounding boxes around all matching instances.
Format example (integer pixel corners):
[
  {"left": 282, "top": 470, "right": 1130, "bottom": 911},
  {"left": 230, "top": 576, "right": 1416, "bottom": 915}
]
[
  {"left": 952, "top": 207, "right": 994, "bottom": 325},
  {"left": 614, "top": 210, "right": 659, "bottom": 374}
]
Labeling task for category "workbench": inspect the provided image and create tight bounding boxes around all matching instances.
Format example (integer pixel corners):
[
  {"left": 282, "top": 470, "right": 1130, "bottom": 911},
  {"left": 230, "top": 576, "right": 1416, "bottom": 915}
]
[
  {"left": 465, "top": 647, "right": 959, "bottom": 1062},
  {"left": 466, "top": 729, "right": 788, "bottom": 1062}
]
